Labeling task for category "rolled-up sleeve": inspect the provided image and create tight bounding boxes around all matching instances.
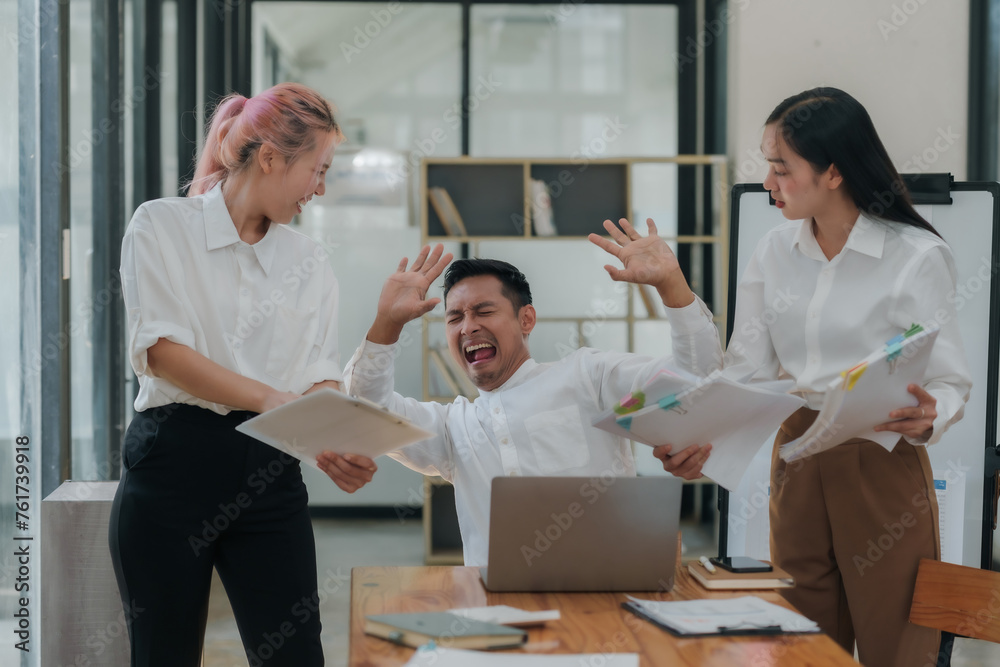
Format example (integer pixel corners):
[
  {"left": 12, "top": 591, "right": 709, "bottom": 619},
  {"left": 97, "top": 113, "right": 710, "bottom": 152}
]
[
  {"left": 664, "top": 295, "right": 723, "bottom": 378},
  {"left": 120, "top": 208, "right": 197, "bottom": 377}
]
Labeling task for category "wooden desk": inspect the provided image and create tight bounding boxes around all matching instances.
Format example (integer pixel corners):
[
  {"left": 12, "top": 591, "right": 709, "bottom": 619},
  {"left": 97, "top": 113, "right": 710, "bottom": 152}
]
[{"left": 349, "top": 566, "right": 859, "bottom": 666}]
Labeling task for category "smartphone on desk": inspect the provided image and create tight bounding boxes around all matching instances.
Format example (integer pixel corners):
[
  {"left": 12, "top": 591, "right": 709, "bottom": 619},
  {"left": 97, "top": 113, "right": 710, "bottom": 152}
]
[{"left": 709, "top": 556, "right": 773, "bottom": 573}]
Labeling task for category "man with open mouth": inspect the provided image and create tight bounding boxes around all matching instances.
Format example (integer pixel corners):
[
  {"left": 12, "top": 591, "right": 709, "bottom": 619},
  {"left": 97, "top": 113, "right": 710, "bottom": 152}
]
[{"left": 318, "top": 219, "right": 721, "bottom": 566}]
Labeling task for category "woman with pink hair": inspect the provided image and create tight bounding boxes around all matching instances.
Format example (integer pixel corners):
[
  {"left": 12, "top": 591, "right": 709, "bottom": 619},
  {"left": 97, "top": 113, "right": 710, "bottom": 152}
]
[{"left": 109, "top": 82, "right": 374, "bottom": 666}]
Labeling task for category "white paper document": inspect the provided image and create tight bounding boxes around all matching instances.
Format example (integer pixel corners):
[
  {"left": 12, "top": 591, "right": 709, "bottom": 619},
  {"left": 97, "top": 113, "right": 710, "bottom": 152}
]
[
  {"left": 624, "top": 595, "right": 819, "bottom": 636},
  {"left": 403, "top": 646, "right": 638, "bottom": 667},
  {"left": 235, "top": 388, "right": 433, "bottom": 470},
  {"left": 780, "top": 326, "right": 939, "bottom": 462},
  {"left": 593, "top": 374, "right": 805, "bottom": 491},
  {"left": 447, "top": 605, "right": 560, "bottom": 627}
]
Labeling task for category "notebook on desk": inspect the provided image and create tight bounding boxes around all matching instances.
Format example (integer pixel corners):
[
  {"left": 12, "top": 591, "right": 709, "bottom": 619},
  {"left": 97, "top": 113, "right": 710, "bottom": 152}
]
[{"left": 480, "top": 476, "right": 683, "bottom": 592}]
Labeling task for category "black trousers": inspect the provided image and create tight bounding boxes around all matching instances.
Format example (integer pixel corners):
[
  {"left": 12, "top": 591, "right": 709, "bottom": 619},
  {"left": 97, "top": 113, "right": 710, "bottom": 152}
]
[{"left": 109, "top": 404, "right": 325, "bottom": 667}]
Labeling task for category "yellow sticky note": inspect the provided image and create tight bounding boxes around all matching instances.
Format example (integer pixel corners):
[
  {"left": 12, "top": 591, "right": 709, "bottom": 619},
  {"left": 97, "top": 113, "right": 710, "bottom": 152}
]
[{"left": 841, "top": 363, "right": 867, "bottom": 391}]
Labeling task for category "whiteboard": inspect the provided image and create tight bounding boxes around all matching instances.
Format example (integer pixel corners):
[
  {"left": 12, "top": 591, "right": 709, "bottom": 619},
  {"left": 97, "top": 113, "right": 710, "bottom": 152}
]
[{"left": 723, "top": 183, "right": 999, "bottom": 569}]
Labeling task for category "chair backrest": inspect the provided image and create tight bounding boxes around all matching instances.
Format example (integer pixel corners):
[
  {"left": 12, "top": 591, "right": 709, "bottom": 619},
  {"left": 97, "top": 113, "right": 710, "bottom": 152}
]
[{"left": 909, "top": 558, "right": 1000, "bottom": 643}]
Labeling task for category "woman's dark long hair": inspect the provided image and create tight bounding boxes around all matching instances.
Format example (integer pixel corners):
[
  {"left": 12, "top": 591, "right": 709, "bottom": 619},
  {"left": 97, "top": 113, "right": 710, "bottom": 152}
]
[{"left": 767, "top": 87, "right": 941, "bottom": 237}]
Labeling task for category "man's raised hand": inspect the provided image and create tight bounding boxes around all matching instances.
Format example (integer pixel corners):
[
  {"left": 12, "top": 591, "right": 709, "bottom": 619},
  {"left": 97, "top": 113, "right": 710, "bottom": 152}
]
[{"left": 368, "top": 244, "right": 453, "bottom": 345}]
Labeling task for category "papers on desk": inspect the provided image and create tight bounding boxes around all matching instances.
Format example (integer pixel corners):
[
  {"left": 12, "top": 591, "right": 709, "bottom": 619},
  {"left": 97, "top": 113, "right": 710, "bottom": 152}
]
[
  {"left": 593, "top": 369, "right": 805, "bottom": 491},
  {"left": 622, "top": 595, "right": 819, "bottom": 637},
  {"left": 447, "top": 605, "right": 560, "bottom": 627},
  {"left": 235, "top": 388, "right": 433, "bottom": 470},
  {"left": 779, "top": 324, "right": 939, "bottom": 462},
  {"left": 402, "top": 646, "right": 639, "bottom": 667},
  {"left": 365, "top": 612, "right": 527, "bottom": 650}
]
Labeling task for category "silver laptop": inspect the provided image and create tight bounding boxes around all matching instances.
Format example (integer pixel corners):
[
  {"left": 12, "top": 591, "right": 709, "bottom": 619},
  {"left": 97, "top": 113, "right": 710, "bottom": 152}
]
[{"left": 480, "top": 476, "right": 683, "bottom": 592}]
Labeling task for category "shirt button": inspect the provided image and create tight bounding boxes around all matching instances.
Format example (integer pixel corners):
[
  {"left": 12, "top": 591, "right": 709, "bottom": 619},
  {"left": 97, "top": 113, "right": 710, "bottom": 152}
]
[
  {"left": 507, "top": 470, "right": 519, "bottom": 477},
  {"left": 810, "top": 312, "right": 818, "bottom": 319},
  {"left": 367, "top": 353, "right": 375, "bottom": 359},
  {"left": 501, "top": 438, "right": 509, "bottom": 444},
  {"left": 240, "top": 288, "right": 249, "bottom": 296},
  {"left": 494, "top": 407, "right": 501, "bottom": 414}
]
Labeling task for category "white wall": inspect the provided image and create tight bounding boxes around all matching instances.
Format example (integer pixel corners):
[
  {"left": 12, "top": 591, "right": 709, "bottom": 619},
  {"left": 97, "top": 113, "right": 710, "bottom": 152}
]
[{"left": 727, "top": 0, "right": 969, "bottom": 183}]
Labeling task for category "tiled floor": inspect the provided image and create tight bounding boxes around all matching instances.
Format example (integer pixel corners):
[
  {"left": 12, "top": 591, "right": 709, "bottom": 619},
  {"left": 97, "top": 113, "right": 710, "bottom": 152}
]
[{"left": 204, "top": 516, "right": 1000, "bottom": 667}]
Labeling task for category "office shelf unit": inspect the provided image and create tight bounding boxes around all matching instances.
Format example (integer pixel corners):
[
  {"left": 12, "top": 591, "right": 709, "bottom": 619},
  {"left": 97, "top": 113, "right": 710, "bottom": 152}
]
[{"left": 418, "top": 156, "right": 730, "bottom": 564}]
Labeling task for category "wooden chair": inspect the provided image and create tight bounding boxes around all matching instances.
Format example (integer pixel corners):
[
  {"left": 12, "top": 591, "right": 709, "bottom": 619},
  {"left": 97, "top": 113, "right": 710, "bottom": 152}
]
[{"left": 909, "top": 557, "right": 1000, "bottom": 665}]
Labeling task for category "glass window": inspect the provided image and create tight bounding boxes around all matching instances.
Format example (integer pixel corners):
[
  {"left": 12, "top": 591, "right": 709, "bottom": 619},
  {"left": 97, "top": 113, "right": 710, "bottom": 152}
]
[
  {"left": 161, "top": 0, "right": 178, "bottom": 195},
  {"left": 252, "top": 0, "right": 464, "bottom": 369},
  {"left": 469, "top": 4, "right": 679, "bottom": 158},
  {"left": 68, "top": 0, "right": 98, "bottom": 480},
  {"left": 251, "top": 2, "right": 464, "bottom": 507},
  {"left": 1, "top": 0, "right": 20, "bottom": 662},
  {"left": 0, "top": 1, "right": 20, "bottom": 436}
]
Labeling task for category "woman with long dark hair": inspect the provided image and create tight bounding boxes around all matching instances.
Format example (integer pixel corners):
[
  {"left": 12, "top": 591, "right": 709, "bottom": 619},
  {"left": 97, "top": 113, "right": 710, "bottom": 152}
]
[{"left": 723, "top": 88, "right": 971, "bottom": 666}]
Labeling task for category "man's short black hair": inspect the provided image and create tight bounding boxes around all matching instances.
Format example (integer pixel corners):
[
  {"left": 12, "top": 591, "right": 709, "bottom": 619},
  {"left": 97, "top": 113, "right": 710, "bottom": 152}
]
[{"left": 443, "top": 259, "right": 532, "bottom": 311}]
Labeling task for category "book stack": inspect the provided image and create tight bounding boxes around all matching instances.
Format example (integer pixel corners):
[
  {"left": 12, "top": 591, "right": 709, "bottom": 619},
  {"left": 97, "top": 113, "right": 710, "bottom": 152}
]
[{"left": 686, "top": 559, "right": 794, "bottom": 590}]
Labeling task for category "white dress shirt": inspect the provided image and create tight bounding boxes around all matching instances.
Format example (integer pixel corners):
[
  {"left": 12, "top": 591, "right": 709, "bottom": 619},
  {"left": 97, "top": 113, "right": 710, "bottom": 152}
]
[
  {"left": 725, "top": 214, "right": 972, "bottom": 445},
  {"left": 343, "top": 298, "right": 721, "bottom": 566},
  {"left": 121, "top": 183, "right": 342, "bottom": 414}
]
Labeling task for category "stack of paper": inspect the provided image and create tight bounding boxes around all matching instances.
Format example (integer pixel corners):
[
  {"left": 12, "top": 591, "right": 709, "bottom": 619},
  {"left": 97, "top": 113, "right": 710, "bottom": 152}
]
[
  {"left": 779, "top": 324, "right": 939, "bottom": 462},
  {"left": 447, "top": 605, "right": 560, "bottom": 627},
  {"left": 592, "top": 368, "right": 806, "bottom": 490},
  {"left": 622, "top": 595, "right": 819, "bottom": 637}
]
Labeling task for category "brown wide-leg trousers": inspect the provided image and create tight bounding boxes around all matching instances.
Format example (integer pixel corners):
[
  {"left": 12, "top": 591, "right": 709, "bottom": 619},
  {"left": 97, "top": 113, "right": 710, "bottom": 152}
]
[{"left": 771, "top": 408, "right": 941, "bottom": 667}]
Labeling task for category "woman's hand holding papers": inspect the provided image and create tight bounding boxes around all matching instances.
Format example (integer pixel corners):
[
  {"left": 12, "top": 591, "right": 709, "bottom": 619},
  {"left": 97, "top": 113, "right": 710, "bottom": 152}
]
[
  {"left": 653, "top": 443, "right": 712, "bottom": 480},
  {"left": 316, "top": 452, "right": 378, "bottom": 493},
  {"left": 588, "top": 218, "right": 695, "bottom": 308},
  {"left": 368, "top": 244, "right": 454, "bottom": 345},
  {"left": 873, "top": 384, "right": 937, "bottom": 440}
]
